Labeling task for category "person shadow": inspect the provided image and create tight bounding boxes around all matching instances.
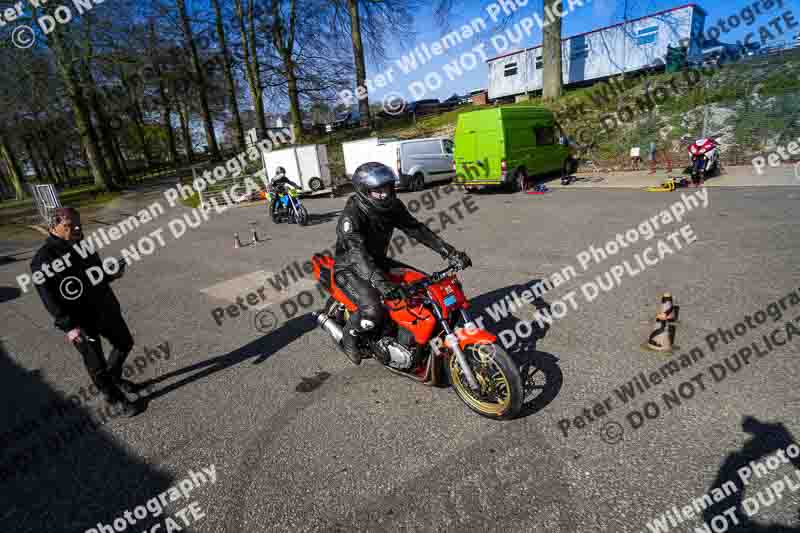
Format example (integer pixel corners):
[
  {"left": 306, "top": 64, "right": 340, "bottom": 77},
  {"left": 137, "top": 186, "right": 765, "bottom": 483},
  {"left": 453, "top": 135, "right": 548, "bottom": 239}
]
[
  {"left": 137, "top": 313, "right": 317, "bottom": 401},
  {"left": 304, "top": 210, "right": 342, "bottom": 227},
  {"left": 0, "top": 286, "right": 21, "bottom": 303},
  {"left": 469, "top": 279, "right": 563, "bottom": 417},
  {"left": 0, "top": 341, "right": 176, "bottom": 532},
  {"left": 702, "top": 416, "right": 800, "bottom": 532}
]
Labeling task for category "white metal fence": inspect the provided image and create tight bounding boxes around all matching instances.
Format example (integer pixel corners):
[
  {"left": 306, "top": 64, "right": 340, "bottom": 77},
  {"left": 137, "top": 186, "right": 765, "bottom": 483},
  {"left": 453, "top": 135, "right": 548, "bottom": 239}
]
[{"left": 28, "top": 184, "right": 61, "bottom": 225}]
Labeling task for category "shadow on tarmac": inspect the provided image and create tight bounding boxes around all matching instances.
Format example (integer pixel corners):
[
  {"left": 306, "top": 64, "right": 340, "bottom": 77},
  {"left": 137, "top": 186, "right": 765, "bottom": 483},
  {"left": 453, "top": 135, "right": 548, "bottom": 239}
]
[
  {"left": 0, "top": 340, "right": 175, "bottom": 532},
  {"left": 140, "top": 313, "right": 317, "bottom": 401},
  {"left": 0, "top": 285, "right": 21, "bottom": 303},
  {"left": 304, "top": 210, "right": 342, "bottom": 227},
  {"left": 470, "top": 279, "right": 563, "bottom": 418},
  {"left": 702, "top": 416, "right": 800, "bottom": 533}
]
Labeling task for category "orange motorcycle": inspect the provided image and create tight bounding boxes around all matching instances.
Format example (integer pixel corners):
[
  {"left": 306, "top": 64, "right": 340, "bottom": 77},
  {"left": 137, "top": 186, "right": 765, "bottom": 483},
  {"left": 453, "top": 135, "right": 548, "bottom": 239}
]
[{"left": 311, "top": 254, "right": 523, "bottom": 420}]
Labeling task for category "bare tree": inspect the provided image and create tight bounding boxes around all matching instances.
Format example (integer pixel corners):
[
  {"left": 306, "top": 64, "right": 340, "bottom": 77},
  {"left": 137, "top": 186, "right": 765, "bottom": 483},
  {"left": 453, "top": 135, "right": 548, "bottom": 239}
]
[
  {"left": 175, "top": 0, "right": 221, "bottom": 160},
  {"left": 210, "top": 0, "right": 246, "bottom": 151}
]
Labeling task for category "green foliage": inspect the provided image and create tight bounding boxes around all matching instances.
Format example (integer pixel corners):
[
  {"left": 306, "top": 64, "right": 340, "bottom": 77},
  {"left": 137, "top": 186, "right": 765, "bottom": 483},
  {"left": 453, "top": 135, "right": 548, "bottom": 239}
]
[
  {"left": 181, "top": 192, "right": 201, "bottom": 208},
  {"left": 760, "top": 71, "right": 800, "bottom": 97}
]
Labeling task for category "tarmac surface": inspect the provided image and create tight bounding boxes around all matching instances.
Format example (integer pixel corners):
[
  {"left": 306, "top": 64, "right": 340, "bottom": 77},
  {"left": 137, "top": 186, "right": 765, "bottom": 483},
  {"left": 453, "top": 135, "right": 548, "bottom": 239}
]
[{"left": 1, "top": 180, "right": 799, "bottom": 533}]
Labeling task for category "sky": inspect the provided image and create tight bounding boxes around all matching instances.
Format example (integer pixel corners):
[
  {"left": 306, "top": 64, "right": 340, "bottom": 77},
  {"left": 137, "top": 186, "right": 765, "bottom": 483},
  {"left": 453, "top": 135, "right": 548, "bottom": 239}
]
[{"left": 357, "top": 0, "right": 800, "bottom": 107}]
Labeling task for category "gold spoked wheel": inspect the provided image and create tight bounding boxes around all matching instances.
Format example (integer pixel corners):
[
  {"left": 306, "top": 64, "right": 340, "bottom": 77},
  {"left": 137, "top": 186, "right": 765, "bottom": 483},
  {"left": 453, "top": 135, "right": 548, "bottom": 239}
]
[{"left": 449, "top": 342, "right": 523, "bottom": 420}]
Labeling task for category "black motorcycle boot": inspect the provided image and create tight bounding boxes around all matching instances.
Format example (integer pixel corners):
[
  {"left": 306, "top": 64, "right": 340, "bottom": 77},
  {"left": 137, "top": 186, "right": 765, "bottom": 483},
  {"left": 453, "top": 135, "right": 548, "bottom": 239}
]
[{"left": 339, "top": 329, "right": 362, "bottom": 365}]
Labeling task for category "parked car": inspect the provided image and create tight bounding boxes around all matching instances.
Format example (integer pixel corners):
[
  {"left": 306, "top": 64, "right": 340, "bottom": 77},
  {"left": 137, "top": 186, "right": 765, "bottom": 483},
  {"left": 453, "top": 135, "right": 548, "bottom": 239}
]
[
  {"left": 325, "top": 111, "right": 360, "bottom": 132},
  {"left": 452, "top": 106, "right": 575, "bottom": 192},
  {"left": 261, "top": 144, "right": 331, "bottom": 193},
  {"left": 342, "top": 136, "right": 455, "bottom": 191}
]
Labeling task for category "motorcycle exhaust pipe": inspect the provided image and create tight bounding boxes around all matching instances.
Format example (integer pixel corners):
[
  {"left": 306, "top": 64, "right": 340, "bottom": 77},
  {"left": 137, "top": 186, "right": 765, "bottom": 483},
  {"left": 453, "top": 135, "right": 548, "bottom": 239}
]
[{"left": 314, "top": 312, "right": 343, "bottom": 343}]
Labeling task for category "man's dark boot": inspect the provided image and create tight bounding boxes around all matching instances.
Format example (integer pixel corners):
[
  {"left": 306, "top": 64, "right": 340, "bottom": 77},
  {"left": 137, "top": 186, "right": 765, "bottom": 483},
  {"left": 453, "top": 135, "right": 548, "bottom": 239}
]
[
  {"left": 339, "top": 330, "right": 362, "bottom": 365},
  {"left": 107, "top": 349, "right": 141, "bottom": 395},
  {"left": 95, "top": 370, "right": 142, "bottom": 418}
]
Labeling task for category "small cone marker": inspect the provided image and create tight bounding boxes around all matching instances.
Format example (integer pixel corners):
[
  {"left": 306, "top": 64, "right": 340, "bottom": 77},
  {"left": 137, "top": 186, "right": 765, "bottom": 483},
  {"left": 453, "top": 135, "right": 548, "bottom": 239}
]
[
  {"left": 234, "top": 233, "right": 242, "bottom": 249},
  {"left": 644, "top": 320, "right": 673, "bottom": 352},
  {"left": 656, "top": 292, "right": 675, "bottom": 322}
]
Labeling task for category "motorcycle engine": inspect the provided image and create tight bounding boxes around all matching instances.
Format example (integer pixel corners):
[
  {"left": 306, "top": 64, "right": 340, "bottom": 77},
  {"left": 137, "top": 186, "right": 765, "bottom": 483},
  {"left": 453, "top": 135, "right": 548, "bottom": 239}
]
[{"left": 376, "top": 328, "right": 418, "bottom": 370}]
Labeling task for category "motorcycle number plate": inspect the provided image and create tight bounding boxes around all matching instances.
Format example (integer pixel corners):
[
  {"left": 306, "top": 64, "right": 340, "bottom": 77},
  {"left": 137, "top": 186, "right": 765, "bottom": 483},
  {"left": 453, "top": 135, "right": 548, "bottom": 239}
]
[{"left": 444, "top": 294, "right": 458, "bottom": 308}]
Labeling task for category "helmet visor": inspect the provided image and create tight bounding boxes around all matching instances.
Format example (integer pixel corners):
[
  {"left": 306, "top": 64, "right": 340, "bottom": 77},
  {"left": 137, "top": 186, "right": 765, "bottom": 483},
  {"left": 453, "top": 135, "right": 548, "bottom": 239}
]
[{"left": 369, "top": 183, "right": 393, "bottom": 200}]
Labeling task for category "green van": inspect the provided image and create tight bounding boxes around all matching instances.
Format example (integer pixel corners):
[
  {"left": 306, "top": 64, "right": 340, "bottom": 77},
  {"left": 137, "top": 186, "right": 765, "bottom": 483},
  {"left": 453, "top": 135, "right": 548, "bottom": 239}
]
[{"left": 452, "top": 106, "right": 577, "bottom": 192}]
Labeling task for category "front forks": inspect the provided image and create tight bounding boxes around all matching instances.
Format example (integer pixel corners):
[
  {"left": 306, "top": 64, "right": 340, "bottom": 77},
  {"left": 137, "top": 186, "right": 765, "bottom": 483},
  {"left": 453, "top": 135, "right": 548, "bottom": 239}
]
[{"left": 430, "top": 305, "right": 480, "bottom": 391}]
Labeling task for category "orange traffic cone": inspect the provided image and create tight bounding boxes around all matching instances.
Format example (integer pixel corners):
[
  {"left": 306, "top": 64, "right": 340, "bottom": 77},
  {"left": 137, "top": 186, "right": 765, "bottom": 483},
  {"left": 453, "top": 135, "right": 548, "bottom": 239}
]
[{"left": 643, "top": 320, "right": 674, "bottom": 352}]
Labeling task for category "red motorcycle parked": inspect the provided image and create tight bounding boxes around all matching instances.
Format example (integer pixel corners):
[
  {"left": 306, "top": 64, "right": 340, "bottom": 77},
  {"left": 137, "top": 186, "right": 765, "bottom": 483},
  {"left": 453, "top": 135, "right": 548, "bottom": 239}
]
[
  {"left": 688, "top": 137, "right": 720, "bottom": 185},
  {"left": 311, "top": 254, "right": 523, "bottom": 420}
]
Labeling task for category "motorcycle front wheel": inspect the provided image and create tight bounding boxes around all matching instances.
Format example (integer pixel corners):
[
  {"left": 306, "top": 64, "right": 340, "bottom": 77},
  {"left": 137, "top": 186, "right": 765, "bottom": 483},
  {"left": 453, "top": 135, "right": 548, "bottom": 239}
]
[
  {"left": 448, "top": 342, "right": 523, "bottom": 420},
  {"left": 296, "top": 205, "right": 309, "bottom": 226}
]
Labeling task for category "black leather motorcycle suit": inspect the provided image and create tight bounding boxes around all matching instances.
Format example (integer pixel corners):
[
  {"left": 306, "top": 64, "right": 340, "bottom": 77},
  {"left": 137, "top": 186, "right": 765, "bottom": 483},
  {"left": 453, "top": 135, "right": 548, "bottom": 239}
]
[{"left": 333, "top": 193, "right": 456, "bottom": 341}]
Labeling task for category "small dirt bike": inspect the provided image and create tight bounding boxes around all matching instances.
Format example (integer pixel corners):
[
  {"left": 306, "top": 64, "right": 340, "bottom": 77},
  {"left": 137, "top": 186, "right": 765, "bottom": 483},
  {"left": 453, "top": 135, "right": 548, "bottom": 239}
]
[
  {"left": 269, "top": 187, "right": 309, "bottom": 226},
  {"left": 688, "top": 137, "right": 720, "bottom": 185},
  {"left": 311, "top": 255, "right": 523, "bottom": 419}
]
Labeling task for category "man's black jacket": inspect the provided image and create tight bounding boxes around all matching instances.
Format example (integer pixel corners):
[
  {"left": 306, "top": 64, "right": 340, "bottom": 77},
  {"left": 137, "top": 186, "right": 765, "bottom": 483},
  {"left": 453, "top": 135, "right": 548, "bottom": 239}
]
[
  {"left": 30, "top": 234, "right": 122, "bottom": 332},
  {"left": 333, "top": 194, "right": 455, "bottom": 292}
]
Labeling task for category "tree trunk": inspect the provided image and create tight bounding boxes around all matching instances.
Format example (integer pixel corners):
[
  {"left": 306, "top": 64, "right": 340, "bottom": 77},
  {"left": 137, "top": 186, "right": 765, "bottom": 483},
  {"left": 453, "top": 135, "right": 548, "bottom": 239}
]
[
  {"left": 285, "top": 60, "right": 303, "bottom": 141},
  {"left": 347, "top": 0, "right": 370, "bottom": 127},
  {"left": 0, "top": 131, "right": 26, "bottom": 199},
  {"left": 176, "top": 0, "right": 220, "bottom": 160},
  {"left": 24, "top": 136, "right": 44, "bottom": 181},
  {"left": 235, "top": 0, "right": 267, "bottom": 140},
  {"left": 270, "top": 0, "right": 303, "bottom": 142},
  {"left": 120, "top": 72, "right": 153, "bottom": 169},
  {"left": 211, "top": 0, "right": 246, "bottom": 151},
  {"left": 113, "top": 136, "right": 128, "bottom": 175},
  {"left": 87, "top": 86, "right": 125, "bottom": 184},
  {"left": 542, "top": 0, "right": 563, "bottom": 101},
  {"left": 149, "top": 19, "right": 179, "bottom": 166},
  {"left": 47, "top": 29, "right": 114, "bottom": 191},
  {"left": 178, "top": 101, "right": 194, "bottom": 162}
]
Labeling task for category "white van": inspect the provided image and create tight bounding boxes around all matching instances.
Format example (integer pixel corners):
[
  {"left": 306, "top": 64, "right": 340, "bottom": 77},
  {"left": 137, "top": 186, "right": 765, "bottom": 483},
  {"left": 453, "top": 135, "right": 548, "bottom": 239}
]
[
  {"left": 342, "top": 137, "right": 455, "bottom": 191},
  {"left": 261, "top": 144, "right": 331, "bottom": 192}
]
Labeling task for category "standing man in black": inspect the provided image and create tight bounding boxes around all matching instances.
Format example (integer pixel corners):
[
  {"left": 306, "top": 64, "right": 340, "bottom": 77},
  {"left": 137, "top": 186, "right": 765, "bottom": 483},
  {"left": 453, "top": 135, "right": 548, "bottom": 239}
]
[{"left": 30, "top": 207, "right": 141, "bottom": 417}]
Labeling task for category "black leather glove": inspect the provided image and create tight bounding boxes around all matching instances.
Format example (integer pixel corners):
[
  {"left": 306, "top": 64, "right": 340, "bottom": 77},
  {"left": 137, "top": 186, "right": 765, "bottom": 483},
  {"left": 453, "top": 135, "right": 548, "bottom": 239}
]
[{"left": 448, "top": 250, "right": 472, "bottom": 270}]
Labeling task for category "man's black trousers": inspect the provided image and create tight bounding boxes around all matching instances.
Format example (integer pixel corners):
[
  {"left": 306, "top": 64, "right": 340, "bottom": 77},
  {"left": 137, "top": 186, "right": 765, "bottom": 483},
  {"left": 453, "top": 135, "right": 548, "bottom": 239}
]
[{"left": 70, "top": 311, "right": 134, "bottom": 398}]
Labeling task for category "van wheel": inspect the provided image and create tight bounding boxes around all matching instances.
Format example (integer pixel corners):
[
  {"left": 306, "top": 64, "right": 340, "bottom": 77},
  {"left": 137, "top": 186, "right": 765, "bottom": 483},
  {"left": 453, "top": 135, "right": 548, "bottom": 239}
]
[
  {"left": 411, "top": 173, "right": 425, "bottom": 191},
  {"left": 309, "top": 177, "right": 323, "bottom": 192},
  {"left": 512, "top": 169, "right": 528, "bottom": 193}
]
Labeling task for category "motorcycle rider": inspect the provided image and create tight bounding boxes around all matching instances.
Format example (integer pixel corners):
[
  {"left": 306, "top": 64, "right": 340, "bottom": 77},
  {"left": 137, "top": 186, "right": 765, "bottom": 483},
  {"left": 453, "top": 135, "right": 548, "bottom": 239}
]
[
  {"left": 270, "top": 166, "right": 302, "bottom": 217},
  {"left": 333, "top": 162, "right": 471, "bottom": 365}
]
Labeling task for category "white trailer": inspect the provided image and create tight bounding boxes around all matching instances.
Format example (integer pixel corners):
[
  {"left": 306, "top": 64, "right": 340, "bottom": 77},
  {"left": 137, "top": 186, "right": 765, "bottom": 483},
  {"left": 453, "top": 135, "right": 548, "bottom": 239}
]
[
  {"left": 261, "top": 144, "right": 331, "bottom": 192},
  {"left": 342, "top": 138, "right": 400, "bottom": 179}
]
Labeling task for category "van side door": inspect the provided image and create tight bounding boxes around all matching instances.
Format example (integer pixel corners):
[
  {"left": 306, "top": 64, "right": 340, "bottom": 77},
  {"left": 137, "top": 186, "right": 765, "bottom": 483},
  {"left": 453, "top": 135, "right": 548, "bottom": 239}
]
[
  {"left": 441, "top": 139, "right": 456, "bottom": 181},
  {"left": 402, "top": 140, "right": 441, "bottom": 184},
  {"left": 533, "top": 125, "right": 562, "bottom": 174}
]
